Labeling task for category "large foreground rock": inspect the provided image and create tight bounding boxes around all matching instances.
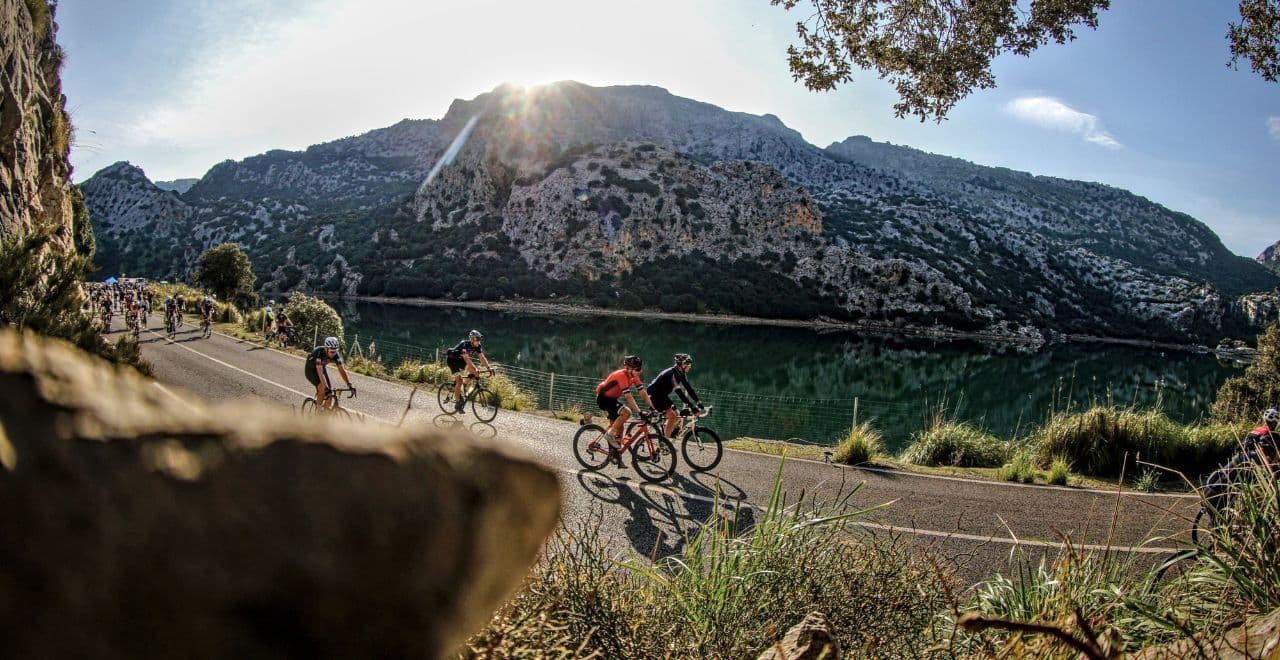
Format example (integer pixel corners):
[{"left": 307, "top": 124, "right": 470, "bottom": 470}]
[
  {"left": 0, "top": 329, "right": 560, "bottom": 659},
  {"left": 1135, "top": 606, "right": 1280, "bottom": 659}
]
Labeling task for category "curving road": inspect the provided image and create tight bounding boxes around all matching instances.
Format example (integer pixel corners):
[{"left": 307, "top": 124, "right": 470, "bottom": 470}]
[{"left": 114, "top": 315, "right": 1199, "bottom": 584}]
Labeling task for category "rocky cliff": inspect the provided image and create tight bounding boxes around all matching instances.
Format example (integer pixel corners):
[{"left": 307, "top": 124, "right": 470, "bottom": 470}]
[
  {"left": 0, "top": 0, "right": 89, "bottom": 256},
  {"left": 82, "top": 81, "right": 1279, "bottom": 342}
]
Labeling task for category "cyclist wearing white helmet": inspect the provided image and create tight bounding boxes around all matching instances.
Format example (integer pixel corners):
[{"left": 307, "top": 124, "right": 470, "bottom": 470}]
[
  {"left": 446, "top": 329, "right": 494, "bottom": 413},
  {"left": 305, "top": 337, "right": 354, "bottom": 410}
]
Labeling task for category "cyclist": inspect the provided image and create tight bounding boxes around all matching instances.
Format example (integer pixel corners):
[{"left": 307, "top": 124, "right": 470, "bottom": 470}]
[
  {"left": 174, "top": 294, "right": 185, "bottom": 325},
  {"left": 163, "top": 296, "right": 178, "bottom": 330},
  {"left": 1202, "top": 407, "right": 1280, "bottom": 523},
  {"left": 646, "top": 353, "right": 705, "bottom": 438},
  {"left": 200, "top": 295, "right": 216, "bottom": 322},
  {"left": 446, "top": 329, "right": 495, "bottom": 413},
  {"left": 596, "top": 355, "right": 657, "bottom": 467},
  {"left": 305, "top": 337, "right": 355, "bottom": 410},
  {"left": 263, "top": 300, "right": 276, "bottom": 334},
  {"left": 271, "top": 310, "right": 295, "bottom": 345}
]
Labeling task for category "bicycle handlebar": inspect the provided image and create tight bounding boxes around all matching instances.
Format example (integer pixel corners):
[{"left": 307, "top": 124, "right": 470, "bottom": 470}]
[{"left": 327, "top": 387, "right": 358, "bottom": 398}]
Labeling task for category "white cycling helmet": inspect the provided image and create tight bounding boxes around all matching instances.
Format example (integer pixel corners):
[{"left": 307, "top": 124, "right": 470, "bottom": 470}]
[
  {"left": 324, "top": 337, "right": 340, "bottom": 350},
  {"left": 1265, "top": 408, "right": 1279, "bottom": 424},
  {"left": 469, "top": 329, "right": 483, "bottom": 340}
]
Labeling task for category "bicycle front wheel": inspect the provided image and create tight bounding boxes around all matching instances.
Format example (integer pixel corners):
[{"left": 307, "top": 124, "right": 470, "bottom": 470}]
[
  {"left": 682, "top": 427, "right": 723, "bottom": 472},
  {"left": 301, "top": 398, "right": 318, "bottom": 415},
  {"left": 437, "top": 383, "right": 457, "bottom": 413},
  {"left": 573, "top": 424, "right": 613, "bottom": 471},
  {"left": 632, "top": 434, "right": 677, "bottom": 483},
  {"left": 471, "top": 388, "right": 499, "bottom": 422}
]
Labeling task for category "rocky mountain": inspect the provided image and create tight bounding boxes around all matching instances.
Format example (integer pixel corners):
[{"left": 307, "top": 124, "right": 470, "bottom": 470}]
[
  {"left": 1258, "top": 240, "right": 1280, "bottom": 274},
  {"left": 82, "top": 81, "right": 1279, "bottom": 343},
  {"left": 154, "top": 178, "right": 198, "bottom": 194}
]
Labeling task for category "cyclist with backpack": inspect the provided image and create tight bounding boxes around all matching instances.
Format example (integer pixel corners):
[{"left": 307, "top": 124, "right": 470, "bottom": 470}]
[
  {"left": 646, "top": 353, "right": 704, "bottom": 439},
  {"left": 446, "top": 330, "right": 494, "bottom": 414},
  {"left": 596, "top": 355, "right": 658, "bottom": 467}
]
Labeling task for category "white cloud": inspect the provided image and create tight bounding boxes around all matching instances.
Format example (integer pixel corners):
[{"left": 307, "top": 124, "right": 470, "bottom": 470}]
[
  {"left": 1003, "top": 96, "right": 1122, "bottom": 149},
  {"left": 1268, "top": 116, "right": 1280, "bottom": 142}
]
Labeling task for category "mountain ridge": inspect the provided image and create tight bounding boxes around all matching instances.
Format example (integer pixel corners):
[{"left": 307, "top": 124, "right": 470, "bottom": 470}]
[{"left": 81, "top": 81, "right": 1278, "bottom": 343}]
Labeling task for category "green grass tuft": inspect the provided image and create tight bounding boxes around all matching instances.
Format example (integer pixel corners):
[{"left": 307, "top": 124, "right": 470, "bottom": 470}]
[
  {"left": 997, "top": 448, "right": 1037, "bottom": 483},
  {"left": 1046, "top": 456, "right": 1071, "bottom": 486},
  {"left": 901, "top": 416, "right": 1008, "bottom": 468},
  {"left": 832, "top": 421, "right": 883, "bottom": 465}
]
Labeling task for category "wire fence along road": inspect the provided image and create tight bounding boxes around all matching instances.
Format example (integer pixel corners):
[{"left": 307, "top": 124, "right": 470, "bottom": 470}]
[{"left": 347, "top": 334, "right": 927, "bottom": 446}]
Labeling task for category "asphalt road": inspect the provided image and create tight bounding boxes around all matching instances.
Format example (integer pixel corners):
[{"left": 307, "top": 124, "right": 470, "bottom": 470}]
[{"left": 114, "top": 315, "right": 1199, "bottom": 584}]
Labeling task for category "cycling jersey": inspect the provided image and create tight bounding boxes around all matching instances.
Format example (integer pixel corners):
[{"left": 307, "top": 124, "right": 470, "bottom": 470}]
[
  {"left": 596, "top": 369, "right": 642, "bottom": 399},
  {"left": 448, "top": 340, "right": 484, "bottom": 359},
  {"left": 646, "top": 366, "right": 700, "bottom": 404},
  {"left": 306, "top": 346, "right": 343, "bottom": 368}
]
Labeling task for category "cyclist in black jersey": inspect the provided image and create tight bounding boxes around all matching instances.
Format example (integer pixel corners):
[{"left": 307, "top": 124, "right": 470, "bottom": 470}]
[
  {"left": 446, "top": 329, "right": 494, "bottom": 413},
  {"left": 646, "top": 353, "right": 703, "bottom": 438},
  {"left": 305, "top": 337, "right": 354, "bottom": 409}
]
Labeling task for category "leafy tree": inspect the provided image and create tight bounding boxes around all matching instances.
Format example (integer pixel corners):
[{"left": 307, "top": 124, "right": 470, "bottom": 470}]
[
  {"left": 281, "top": 294, "right": 343, "bottom": 349},
  {"left": 1211, "top": 324, "right": 1280, "bottom": 423},
  {"left": 772, "top": 0, "right": 1278, "bottom": 121},
  {"left": 193, "top": 243, "right": 255, "bottom": 303}
]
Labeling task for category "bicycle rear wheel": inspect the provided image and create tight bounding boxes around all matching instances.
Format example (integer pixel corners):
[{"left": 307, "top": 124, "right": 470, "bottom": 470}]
[
  {"left": 682, "top": 427, "right": 723, "bottom": 472},
  {"left": 472, "top": 388, "right": 499, "bottom": 422},
  {"left": 573, "top": 424, "right": 613, "bottom": 471},
  {"left": 437, "top": 383, "right": 458, "bottom": 413},
  {"left": 632, "top": 434, "right": 677, "bottom": 482}
]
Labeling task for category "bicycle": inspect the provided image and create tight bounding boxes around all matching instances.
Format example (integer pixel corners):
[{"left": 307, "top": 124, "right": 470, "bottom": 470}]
[
  {"left": 200, "top": 313, "right": 212, "bottom": 339},
  {"left": 165, "top": 311, "right": 179, "bottom": 338},
  {"left": 626, "top": 405, "right": 722, "bottom": 472},
  {"left": 265, "top": 324, "right": 295, "bottom": 348},
  {"left": 574, "top": 410, "right": 678, "bottom": 483},
  {"left": 126, "top": 310, "right": 141, "bottom": 339},
  {"left": 301, "top": 387, "right": 357, "bottom": 420},
  {"left": 437, "top": 373, "right": 500, "bottom": 423}
]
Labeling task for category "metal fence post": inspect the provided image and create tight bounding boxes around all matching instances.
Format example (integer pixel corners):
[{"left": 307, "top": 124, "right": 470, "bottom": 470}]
[
  {"left": 548, "top": 373, "right": 556, "bottom": 410},
  {"left": 435, "top": 347, "right": 440, "bottom": 364},
  {"left": 852, "top": 396, "right": 859, "bottom": 428}
]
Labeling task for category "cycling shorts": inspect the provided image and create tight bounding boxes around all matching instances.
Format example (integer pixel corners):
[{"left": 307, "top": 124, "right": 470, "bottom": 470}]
[
  {"left": 649, "top": 392, "right": 674, "bottom": 413},
  {"left": 447, "top": 356, "right": 467, "bottom": 374},
  {"left": 597, "top": 393, "right": 624, "bottom": 422},
  {"left": 304, "top": 362, "right": 332, "bottom": 389}
]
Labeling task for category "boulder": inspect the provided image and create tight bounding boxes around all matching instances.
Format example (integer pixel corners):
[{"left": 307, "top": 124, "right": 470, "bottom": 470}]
[
  {"left": 0, "top": 329, "right": 560, "bottom": 659},
  {"left": 1135, "top": 607, "right": 1280, "bottom": 659},
  {"left": 758, "top": 612, "right": 841, "bottom": 660}
]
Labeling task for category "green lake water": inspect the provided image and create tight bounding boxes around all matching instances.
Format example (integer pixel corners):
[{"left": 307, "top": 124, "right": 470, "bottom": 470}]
[{"left": 335, "top": 300, "right": 1240, "bottom": 452}]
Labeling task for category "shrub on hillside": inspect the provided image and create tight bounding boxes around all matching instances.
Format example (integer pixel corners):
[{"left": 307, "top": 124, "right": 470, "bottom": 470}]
[
  {"left": 833, "top": 421, "right": 883, "bottom": 465},
  {"left": 0, "top": 228, "right": 146, "bottom": 373},
  {"left": 281, "top": 294, "right": 342, "bottom": 348},
  {"left": 1211, "top": 324, "right": 1280, "bottom": 424},
  {"left": 901, "top": 418, "right": 1008, "bottom": 467}
]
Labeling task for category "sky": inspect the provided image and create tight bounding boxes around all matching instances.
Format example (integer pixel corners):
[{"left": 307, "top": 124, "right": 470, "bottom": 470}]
[{"left": 56, "top": 0, "right": 1279, "bottom": 257}]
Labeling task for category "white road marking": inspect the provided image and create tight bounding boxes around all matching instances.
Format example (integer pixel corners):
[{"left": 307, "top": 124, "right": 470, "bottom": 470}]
[
  {"left": 153, "top": 326, "right": 1188, "bottom": 555},
  {"left": 149, "top": 327, "right": 311, "bottom": 398}
]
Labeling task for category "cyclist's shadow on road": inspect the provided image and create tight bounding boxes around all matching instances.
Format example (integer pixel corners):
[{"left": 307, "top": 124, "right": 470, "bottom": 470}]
[
  {"left": 576, "top": 471, "right": 756, "bottom": 562},
  {"left": 430, "top": 414, "right": 496, "bottom": 439}
]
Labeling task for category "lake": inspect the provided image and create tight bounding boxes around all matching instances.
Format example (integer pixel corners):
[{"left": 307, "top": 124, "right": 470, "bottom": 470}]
[{"left": 334, "top": 300, "right": 1240, "bottom": 452}]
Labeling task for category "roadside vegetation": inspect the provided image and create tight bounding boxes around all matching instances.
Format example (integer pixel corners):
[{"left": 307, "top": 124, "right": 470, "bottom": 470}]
[
  {"left": 461, "top": 456, "right": 1280, "bottom": 658},
  {"left": 462, "top": 474, "right": 953, "bottom": 658}
]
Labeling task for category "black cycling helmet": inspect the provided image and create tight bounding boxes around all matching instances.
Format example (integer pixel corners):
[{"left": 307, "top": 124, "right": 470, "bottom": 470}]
[
  {"left": 623, "top": 355, "right": 643, "bottom": 370},
  {"left": 674, "top": 353, "right": 692, "bottom": 366}
]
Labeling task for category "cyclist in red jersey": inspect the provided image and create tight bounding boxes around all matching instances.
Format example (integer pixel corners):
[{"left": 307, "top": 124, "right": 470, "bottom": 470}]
[{"left": 595, "top": 355, "right": 656, "bottom": 467}]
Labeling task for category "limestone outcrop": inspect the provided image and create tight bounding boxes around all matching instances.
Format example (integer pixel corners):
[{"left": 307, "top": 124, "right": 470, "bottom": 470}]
[
  {"left": 0, "top": 328, "right": 561, "bottom": 659},
  {"left": 758, "top": 612, "right": 841, "bottom": 660}
]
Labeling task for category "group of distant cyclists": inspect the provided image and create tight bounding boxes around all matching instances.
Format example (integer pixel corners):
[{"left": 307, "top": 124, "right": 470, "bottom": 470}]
[{"left": 85, "top": 282, "right": 221, "bottom": 339}]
